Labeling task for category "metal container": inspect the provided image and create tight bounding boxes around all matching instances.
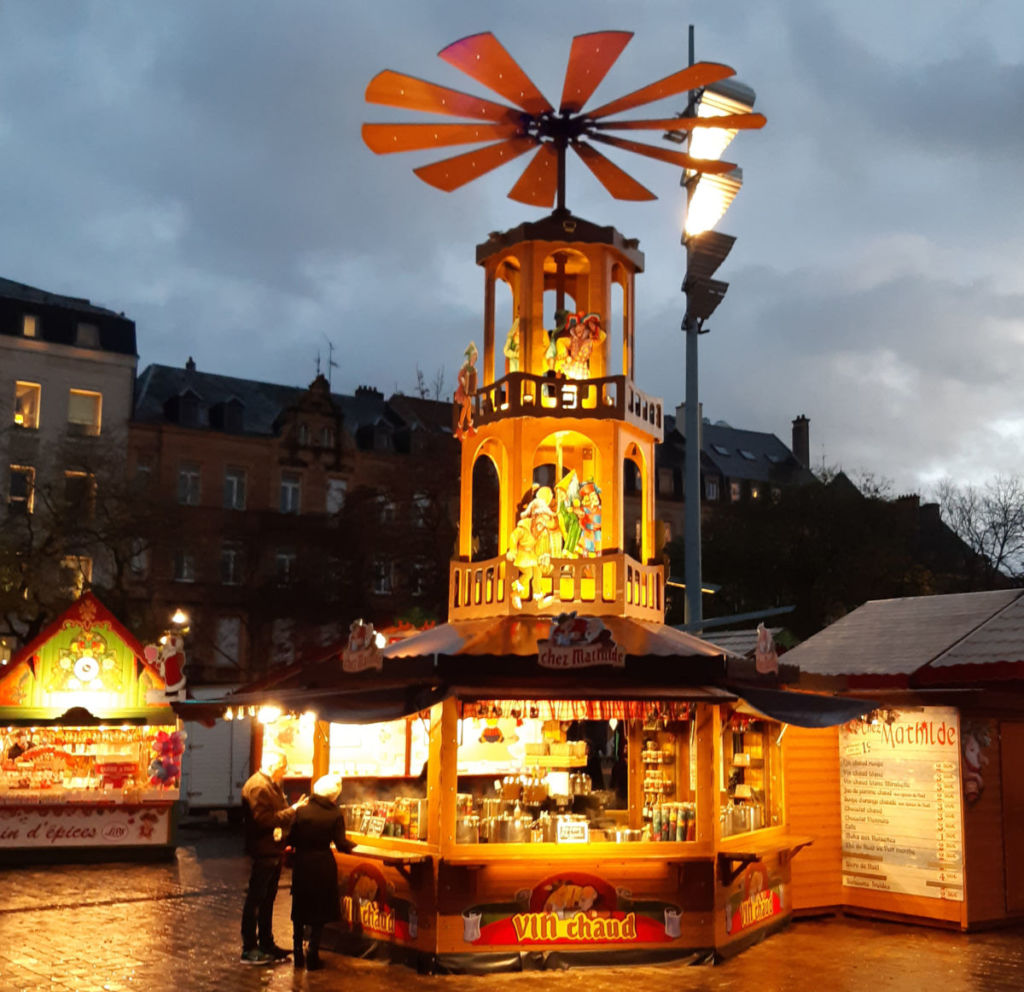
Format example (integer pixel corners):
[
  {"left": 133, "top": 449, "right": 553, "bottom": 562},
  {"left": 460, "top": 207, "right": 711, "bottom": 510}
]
[
  {"left": 493, "top": 815, "right": 531, "bottom": 843},
  {"left": 456, "top": 815, "right": 480, "bottom": 844},
  {"left": 481, "top": 798, "right": 504, "bottom": 819},
  {"left": 607, "top": 828, "right": 643, "bottom": 843}
]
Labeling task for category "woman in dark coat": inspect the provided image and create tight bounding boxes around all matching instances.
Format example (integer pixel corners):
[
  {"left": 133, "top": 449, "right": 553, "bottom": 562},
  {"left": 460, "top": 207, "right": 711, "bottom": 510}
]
[{"left": 289, "top": 773, "right": 352, "bottom": 970}]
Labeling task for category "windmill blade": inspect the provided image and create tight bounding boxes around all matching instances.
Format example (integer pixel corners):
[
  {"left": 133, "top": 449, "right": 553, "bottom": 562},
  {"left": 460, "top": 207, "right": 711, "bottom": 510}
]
[
  {"left": 365, "top": 69, "right": 522, "bottom": 123},
  {"left": 593, "top": 111, "right": 767, "bottom": 132},
  {"left": 363, "top": 122, "right": 524, "bottom": 155},
  {"left": 413, "top": 136, "right": 538, "bottom": 192},
  {"left": 559, "top": 31, "right": 633, "bottom": 113},
  {"left": 571, "top": 143, "right": 656, "bottom": 201},
  {"left": 438, "top": 32, "right": 553, "bottom": 115},
  {"left": 507, "top": 144, "right": 560, "bottom": 207},
  {"left": 586, "top": 61, "right": 736, "bottom": 119},
  {"left": 589, "top": 133, "right": 736, "bottom": 174}
]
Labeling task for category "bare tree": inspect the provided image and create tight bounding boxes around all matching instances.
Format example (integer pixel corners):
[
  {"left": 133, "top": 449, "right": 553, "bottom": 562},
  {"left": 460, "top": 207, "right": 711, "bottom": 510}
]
[{"left": 933, "top": 475, "right": 1024, "bottom": 577}]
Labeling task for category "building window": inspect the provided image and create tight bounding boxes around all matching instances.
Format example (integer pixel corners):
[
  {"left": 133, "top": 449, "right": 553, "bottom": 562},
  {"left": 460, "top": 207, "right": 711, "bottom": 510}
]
[
  {"left": 326, "top": 478, "right": 348, "bottom": 514},
  {"left": 372, "top": 558, "right": 393, "bottom": 595},
  {"left": 75, "top": 323, "right": 100, "bottom": 348},
  {"left": 214, "top": 616, "right": 242, "bottom": 669},
  {"left": 377, "top": 492, "right": 396, "bottom": 524},
  {"left": 178, "top": 463, "right": 201, "bottom": 505},
  {"left": 320, "top": 426, "right": 335, "bottom": 448},
  {"left": 8, "top": 465, "right": 35, "bottom": 514},
  {"left": 173, "top": 550, "right": 196, "bottom": 583},
  {"left": 705, "top": 477, "right": 719, "bottom": 501},
  {"left": 223, "top": 467, "right": 246, "bottom": 510},
  {"left": 413, "top": 491, "right": 431, "bottom": 527},
  {"left": 750, "top": 483, "right": 762, "bottom": 500},
  {"left": 129, "top": 540, "right": 149, "bottom": 578},
  {"left": 60, "top": 555, "right": 92, "bottom": 597},
  {"left": 221, "top": 543, "right": 244, "bottom": 585},
  {"left": 297, "top": 423, "right": 310, "bottom": 446},
  {"left": 276, "top": 550, "right": 297, "bottom": 585},
  {"left": 280, "top": 472, "right": 301, "bottom": 514},
  {"left": 411, "top": 560, "right": 428, "bottom": 597},
  {"left": 14, "top": 382, "right": 41, "bottom": 429},
  {"left": 22, "top": 314, "right": 37, "bottom": 338},
  {"left": 64, "top": 471, "right": 96, "bottom": 516},
  {"left": 67, "top": 389, "right": 102, "bottom": 436},
  {"left": 730, "top": 480, "right": 742, "bottom": 502}
]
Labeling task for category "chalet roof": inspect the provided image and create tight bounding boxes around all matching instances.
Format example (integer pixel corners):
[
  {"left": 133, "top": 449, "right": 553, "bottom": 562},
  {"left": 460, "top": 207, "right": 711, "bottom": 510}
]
[{"left": 784, "top": 588, "right": 1024, "bottom": 679}]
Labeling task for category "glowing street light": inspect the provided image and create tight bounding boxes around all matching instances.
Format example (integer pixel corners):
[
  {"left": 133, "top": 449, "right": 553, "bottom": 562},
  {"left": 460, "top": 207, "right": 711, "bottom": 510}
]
[{"left": 677, "top": 28, "right": 759, "bottom": 631}]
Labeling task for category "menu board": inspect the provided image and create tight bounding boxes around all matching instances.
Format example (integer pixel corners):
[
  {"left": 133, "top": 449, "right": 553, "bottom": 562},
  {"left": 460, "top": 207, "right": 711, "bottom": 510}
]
[{"left": 839, "top": 707, "right": 963, "bottom": 902}]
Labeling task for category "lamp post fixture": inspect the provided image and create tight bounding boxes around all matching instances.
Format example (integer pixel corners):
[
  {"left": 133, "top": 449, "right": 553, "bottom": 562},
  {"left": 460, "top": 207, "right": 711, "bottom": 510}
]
[{"left": 675, "top": 26, "right": 758, "bottom": 630}]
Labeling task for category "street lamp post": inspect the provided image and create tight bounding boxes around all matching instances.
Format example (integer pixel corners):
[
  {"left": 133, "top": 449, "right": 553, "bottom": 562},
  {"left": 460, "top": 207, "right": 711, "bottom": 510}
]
[{"left": 677, "top": 25, "right": 757, "bottom": 630}]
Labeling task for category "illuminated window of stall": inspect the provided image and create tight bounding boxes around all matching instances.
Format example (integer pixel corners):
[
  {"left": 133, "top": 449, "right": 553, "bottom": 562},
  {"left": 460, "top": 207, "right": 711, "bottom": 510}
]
[
  {"left": 719, "top": 710, "right": 783, "bottom": 836},
  {"left": 14, "top": 381, "right": 40, "bottom": 429},
  {"left": 8, "top": 465, "right": 35, "bottom": 513},
  {"left": 22, "top": 314, "right": 37, "bottom": 338},
  {"left": 328, "top": 718, "right": 429, "bottom": 840},
  {"left": 729, "top": 480, "right": 741, "bottom": 502},
  {"left": 263, "top": 713, "right": 315, "bottom": 780},
  {"left": 60, "top": 555, "right": 92, "bottom": 597},
  {"left": 67, "top": 389, "right": 102, "bottom": 436}
]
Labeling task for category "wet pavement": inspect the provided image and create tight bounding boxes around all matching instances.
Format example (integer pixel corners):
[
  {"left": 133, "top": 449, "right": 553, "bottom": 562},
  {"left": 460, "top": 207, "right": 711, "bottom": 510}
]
[{"left": 1, "top": 823, "right": 1022, "bottom": 992}]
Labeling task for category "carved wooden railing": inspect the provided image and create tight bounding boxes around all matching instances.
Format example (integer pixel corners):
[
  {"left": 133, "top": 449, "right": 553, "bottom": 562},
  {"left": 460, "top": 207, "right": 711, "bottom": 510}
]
[
  {"left": 465, "top": 373, "right": 663, "bottom": 440},
  {"left": 449, "top": 553, "right": 664, "bottom": 623}
]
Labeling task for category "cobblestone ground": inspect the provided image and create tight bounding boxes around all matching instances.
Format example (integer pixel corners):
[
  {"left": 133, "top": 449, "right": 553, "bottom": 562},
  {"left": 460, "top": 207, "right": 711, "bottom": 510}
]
[{"left": 1, "top": 824, "right": 1022, "bottom": 992}]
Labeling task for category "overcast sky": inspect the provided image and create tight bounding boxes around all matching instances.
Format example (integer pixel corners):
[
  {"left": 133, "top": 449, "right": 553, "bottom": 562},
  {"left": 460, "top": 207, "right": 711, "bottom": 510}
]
[{"left": 2, "top": 0, "right": 1022, "bottom": 495}]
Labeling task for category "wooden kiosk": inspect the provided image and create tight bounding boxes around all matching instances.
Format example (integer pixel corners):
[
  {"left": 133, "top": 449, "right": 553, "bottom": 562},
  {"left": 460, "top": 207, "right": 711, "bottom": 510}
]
[
  {"left": 195, "top": 203, "right": 844, "bottom": 970},
  {"left": 179, "top": 31, "right": 865, "bottom": 971},
  {"left": 0, "top": 594, "right": 183, "bottom": 861}
]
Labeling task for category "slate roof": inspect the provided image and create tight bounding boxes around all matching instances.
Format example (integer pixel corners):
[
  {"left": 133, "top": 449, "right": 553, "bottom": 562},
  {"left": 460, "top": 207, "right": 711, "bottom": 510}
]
[
  {"left": 133, "top": 364, "right": 410, "bottom": 438},
  {"left": 1, "top": 276, "right": 136, "bottom": 356},
  {"left": 784, "top": 589, "right": 1024, "bottom": 679},
  {"left": 662, "top": 414, "right": 814, "bottom": 487}
]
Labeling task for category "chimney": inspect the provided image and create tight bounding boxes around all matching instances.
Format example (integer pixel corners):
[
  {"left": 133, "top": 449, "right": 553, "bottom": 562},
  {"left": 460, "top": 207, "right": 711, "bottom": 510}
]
[
  {"left": 791, "top": 415, "right": 809, "bottom": 467},
  {"left": 185, "top": 356, "right": 196, "bottom": 372},
  {"left": 674, "top": 402, "right": 702, "bottom": 440}
]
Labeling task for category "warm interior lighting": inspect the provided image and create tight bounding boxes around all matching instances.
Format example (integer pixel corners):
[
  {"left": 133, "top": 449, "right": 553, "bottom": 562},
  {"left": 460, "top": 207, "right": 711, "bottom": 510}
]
[
  {"left": 685, "top": 168, "right": 743, "bottom": 237},
  {"left": 171, "top": 609, "right": 189, "bottom": 626},
  {"left": 257, "top": 704, "right": 282, "bottom": 724}
]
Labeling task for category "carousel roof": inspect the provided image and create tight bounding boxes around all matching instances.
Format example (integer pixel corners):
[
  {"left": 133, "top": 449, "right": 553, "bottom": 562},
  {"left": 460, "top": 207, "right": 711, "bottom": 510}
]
[{"left": 380, "top": 615, "right": 732, "bottom": 660}]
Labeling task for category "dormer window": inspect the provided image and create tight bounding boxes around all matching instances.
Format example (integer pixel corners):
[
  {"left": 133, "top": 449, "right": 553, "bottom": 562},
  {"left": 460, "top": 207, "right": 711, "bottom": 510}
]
[
  {"left": 75, "top": 322, "right": 100, "bottom": 348},
  {"left": 178, "top": 391, "right": 200, "bottom": 427}
]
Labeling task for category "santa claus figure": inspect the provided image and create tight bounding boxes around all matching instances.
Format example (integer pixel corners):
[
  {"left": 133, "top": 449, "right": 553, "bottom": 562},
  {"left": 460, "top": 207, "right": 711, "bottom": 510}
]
[{"left": 144, "top": 634, "right": 187, "bottom": 698}]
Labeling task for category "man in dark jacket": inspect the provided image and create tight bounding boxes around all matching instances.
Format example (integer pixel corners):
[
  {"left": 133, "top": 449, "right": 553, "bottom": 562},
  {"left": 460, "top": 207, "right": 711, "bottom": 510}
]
[{"left": 239, "top": 750, "right": 307, "bottom": 966}]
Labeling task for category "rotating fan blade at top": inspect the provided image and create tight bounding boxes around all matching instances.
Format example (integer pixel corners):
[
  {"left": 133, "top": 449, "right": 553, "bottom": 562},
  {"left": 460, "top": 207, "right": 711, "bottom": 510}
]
[
  {"left": 363, "top": 122, "right": 524, "bottom": 154},
  {"left": 507, "top": 144, "right": 560, "bottom": 207},
  {"left": 572, "top": 144, "right": 656, "bottom": 202},
  {"left": 586, "top": 61, "right": 735, "bottom": 120},
  {"left": 365, "top": 70, "right": 522, "bottom": 122},
  {"left": 559, "top": 31, "right": 632, "bottom": 113},
  {"left": 589, "top": 133, "right": 736, "bottom": 174},
  {"left": 438, "top": 32, "right": 553, "bottom": 116},
  {"left": 593, "top": 112, "right": 767, "bottom": 133},
  {"left": 413, "top": 136, "right": 538, "bottom": 192}
]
